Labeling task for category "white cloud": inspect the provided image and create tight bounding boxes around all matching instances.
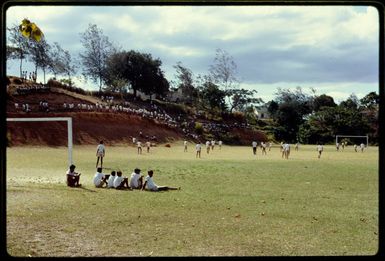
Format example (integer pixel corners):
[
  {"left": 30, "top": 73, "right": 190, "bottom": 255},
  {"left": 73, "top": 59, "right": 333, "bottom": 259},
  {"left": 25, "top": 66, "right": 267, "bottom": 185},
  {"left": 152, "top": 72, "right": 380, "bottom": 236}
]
[{"left": 5, "top": 5, "right": 378, "bottom": 101}]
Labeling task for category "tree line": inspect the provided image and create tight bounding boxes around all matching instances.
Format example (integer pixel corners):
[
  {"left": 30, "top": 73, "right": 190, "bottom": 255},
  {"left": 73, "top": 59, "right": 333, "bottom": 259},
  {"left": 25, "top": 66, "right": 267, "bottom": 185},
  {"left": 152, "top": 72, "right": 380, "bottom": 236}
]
[
  {"left": 7, "top": 23, "right": 261, "bottom": 116},
  {"left": 266, "top": 87, "right": 379, "bottom": 145}
]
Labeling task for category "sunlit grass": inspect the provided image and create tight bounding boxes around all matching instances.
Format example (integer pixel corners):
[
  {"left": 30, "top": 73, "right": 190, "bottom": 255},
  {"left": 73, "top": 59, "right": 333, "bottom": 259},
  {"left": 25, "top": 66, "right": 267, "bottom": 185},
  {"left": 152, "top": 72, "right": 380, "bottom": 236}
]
[{"left": 6, "top": 143, "right": 378, "bottom": 256}]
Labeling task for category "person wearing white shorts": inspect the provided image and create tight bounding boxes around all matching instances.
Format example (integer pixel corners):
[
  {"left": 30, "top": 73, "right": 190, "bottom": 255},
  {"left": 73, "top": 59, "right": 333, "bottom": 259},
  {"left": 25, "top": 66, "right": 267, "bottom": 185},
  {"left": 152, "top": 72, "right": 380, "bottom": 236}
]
[{"left": 96, "top": 140, "right": 105, "bottom": 168}]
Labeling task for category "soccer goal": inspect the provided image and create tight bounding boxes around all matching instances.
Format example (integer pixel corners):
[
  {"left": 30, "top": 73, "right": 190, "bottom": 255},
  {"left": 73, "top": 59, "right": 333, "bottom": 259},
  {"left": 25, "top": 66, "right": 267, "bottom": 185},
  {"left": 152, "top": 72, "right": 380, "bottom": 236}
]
[
  {"left": 335, "top": 135, "right": 369, "bottom": 147},
  {"left": 6, "top": 117, "right": 73, "bottom": 166}
]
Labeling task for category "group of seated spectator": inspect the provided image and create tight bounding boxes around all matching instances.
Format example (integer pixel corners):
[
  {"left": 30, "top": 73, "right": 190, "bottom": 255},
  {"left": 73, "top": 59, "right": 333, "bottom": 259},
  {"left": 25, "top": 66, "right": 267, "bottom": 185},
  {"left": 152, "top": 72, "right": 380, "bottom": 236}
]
[
  {"left": 39, "top": 100, "right": 50, "bottom": 112},
  {"left": 16, "top": 84, "right": 49, "bottom": 95},
  {"left": 66, "top": 165, "right": 180, "bottom": 191}
]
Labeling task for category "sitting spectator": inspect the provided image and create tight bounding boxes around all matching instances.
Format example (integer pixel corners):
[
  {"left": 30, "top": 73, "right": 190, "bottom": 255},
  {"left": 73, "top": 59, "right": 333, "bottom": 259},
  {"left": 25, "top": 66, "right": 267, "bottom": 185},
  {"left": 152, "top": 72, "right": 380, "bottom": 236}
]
[
  {"left": 142, "top": 170, "right": 180, "bottom": 192},
  {"left": 107, "top": 170, "right": 116, "bottom": 188},
  {"left": 93, "top": 167, "right": 108, "bottom": 188},
  {"left": 113, "top": 171, "right": 130, "bottom": 190},
  {"left": 129, "top": 168, "right": 143, "bottom": 189},
  {"left": 66, "top": 164, "right": 81, "bottom": 187}
]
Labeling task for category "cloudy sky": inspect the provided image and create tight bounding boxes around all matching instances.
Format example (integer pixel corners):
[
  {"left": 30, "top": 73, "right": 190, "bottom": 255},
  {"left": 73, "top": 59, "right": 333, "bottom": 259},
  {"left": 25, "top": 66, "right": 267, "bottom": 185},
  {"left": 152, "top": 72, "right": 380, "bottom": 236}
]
[{"left": 5, "top": 4, "right": 379, "bottom": 103}]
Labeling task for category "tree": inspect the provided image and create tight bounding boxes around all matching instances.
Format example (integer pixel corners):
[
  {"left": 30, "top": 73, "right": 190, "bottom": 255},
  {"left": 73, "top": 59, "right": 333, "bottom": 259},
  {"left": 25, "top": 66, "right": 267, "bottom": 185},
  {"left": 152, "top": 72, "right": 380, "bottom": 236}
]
[
  {"left": 61, "top": 50, "right": 77, "bottom": 86},
  {"left": 28, "top": 39, "right": 52, "bottom": 84},
  {"left": 49, "top": 42, "right": 67, "bottom": 78},
  {"left": 200, "top": 81, "right": 227, "bottom": 112},
  {"left": 271, "top": 87, "right": 313, "bottom": 142},
  {"left": 209, "top": 48, "right": 240, "bottom": 106},
  {"left": 173, "top": 62, "right": 198, "bottom": 104},
  {"left": 227, "top": 88, "right": 263, "bottom": 113},
  {"left": 7, "top": 24, "right": 30, "bottom": 77},
  {"left": 104, "top": 50, "right": 169, "bottom": 98},
  {"left": 79, "top": 24, "right": 116, "bottom": 92},
  {"left": 313, "top": 94, "right": 336, "bottom": 112},
  {"left": 360, "top": 91, "right": 379, "bottom": 109},
  {"left": 339, "top": 93, "right": 360, "bottom": 110}
]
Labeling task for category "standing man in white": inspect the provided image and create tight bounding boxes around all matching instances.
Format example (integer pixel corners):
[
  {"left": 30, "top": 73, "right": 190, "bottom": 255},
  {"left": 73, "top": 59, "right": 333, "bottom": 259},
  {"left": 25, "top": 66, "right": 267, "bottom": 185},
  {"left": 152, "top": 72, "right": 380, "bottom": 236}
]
[
  {"left": 96, "top": 140, "right": 105, "bottom": 168},
  {"left": 252, "top": 141, "right": 257, "bottom": 155}
]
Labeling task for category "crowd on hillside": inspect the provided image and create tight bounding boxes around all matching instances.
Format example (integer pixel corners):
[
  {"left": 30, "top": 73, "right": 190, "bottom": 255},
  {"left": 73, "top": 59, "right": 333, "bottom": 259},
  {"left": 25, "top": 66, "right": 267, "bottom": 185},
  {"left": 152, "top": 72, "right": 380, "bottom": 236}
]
[
  {"left": 15, "top": 84, "right": 50, "bottom": 95},
  {"left": 10, "top": 81, "right": 252, "bottom": 141}
]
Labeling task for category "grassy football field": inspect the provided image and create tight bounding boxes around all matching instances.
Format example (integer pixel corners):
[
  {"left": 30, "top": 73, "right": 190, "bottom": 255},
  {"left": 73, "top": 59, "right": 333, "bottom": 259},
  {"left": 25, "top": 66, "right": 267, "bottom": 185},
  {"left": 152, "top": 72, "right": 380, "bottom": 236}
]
[{"left": 6, "top": 143, "right": 378, "bottom": 257}]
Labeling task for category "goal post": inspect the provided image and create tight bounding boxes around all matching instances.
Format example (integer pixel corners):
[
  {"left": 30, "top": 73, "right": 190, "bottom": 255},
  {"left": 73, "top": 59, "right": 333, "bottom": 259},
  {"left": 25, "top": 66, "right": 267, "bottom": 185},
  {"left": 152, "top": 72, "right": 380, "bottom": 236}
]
[
  {"left": 335, "top": 135, "right": 369, "bottom": 147},
  {"left": 6, "top": 117, "right": 73, "bottom": 166}
]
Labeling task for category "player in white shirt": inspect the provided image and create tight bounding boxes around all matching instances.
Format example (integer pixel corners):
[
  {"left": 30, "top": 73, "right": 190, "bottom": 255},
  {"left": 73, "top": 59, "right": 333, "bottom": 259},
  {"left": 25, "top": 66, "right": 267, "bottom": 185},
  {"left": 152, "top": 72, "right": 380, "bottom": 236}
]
[
  {"left": 146, "top": 141, "right": 151, "bottom": 153},
  {"left": 107, "top": 170, "right": 116, "bottom": 188},
  {"left": 66, "top": 164, "right": 81, "bottom": 187},
  {"left": 137, "top": 141, "right": 142, "bottom": 154},
  {"left": 317, "top": 144, "right": 324, "bottom": 159},
  {"left": 93, "top": 167, "right": 108, "bottom": 188},
  {"left": 130, "top": 168, "right": 143, "bottom": 189},
  {"left": 142, "top": 170, "right": 180, "bottom": 191},
  {"left": 196, "top": 142, "right": 201, "bottom": 158},
  {"left": 211, "top": 140, "right": 215, "bottom": 151},
  {"left": 354, "top": 144, "right": 358, "bottom": 152},
  {"left": 360, "top": 143, "right": 365, "bottom": 152},
  {"left": 205, "top": 141, "right": 211, "bottom": 154},
  {"left": 218, "top": 140, "right": 222, "bottom": 150},
  {"left": 295, "top": 142, "right": 299, "bottom": 151},
  {"left": 283, "top": 143, "right": 290, "bottom": 159},
  {"left": 113, "top": 171, "right": 130, "bottom": 189},
  {"left": 184, "top": 140, "right": 188, "bottom": 152},
  {"left": 96, "top": 140, "right": 105, "bottom": 168},
  {"left": 261, "top": 142, "right": 267, "bottom": 155},
  {"left": 252, "top": 141, "right": 257, "bottom": 155}
]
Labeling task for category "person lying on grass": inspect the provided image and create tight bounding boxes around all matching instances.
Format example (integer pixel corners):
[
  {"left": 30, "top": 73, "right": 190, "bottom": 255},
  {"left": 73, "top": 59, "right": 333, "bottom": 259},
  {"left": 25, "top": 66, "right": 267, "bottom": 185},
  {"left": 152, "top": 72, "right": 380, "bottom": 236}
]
[
  {"left": 66, "top": 164, "right": 81, "bottom": 187},
  {"left": 142, "top": 170, "right": 180, "bottom": 192},
  {"left": 113, "top": 170, "right": 131, "bottom": 190},
  {"left": 93, "top": 167, "right": 109, "bottom": 188},
  {"left": 130, "top": 168, "right": 143, "bottom": 189}
]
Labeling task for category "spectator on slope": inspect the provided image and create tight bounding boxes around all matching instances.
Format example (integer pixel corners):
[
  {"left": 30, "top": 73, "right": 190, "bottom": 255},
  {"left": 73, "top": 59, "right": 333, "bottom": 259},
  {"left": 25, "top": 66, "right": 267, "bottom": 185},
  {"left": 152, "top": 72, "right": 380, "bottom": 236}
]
[
  {"left": 142, "top": 170, "right": 180, "bottom": 192},
  {"left": 130, "top": 168, "right": 143, "bottom": 189},
  {"left": 96, "top": 140, "right": 105, "bottom": 168},
  {"left": 93, "top": 167, "right": 108, "bottom": 188},
  {"left": 66, "top": 164, "right": 81, "bottom": 187}
]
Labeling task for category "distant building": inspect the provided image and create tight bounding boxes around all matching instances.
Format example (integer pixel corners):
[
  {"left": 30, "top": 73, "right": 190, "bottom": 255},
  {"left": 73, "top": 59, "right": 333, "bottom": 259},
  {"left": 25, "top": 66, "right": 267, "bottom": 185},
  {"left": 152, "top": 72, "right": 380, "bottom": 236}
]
[{"left": 255, "top": 105, "right": 271, "bottom": 119}]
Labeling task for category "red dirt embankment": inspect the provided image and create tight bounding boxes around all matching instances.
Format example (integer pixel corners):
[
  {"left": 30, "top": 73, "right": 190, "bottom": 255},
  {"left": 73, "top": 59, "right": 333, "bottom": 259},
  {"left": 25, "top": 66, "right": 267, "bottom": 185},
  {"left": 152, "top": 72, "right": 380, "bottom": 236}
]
[
  {"left": 6, "top": 76, "right": 267, "bottom": 146},
  {"left": 6, "top": 111, "right": 183, "bottom": 146}
]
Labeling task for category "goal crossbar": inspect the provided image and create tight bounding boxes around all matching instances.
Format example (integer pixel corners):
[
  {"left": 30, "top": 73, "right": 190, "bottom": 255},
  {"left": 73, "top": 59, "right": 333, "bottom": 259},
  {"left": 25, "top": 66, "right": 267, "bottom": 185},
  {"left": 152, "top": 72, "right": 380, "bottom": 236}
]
[
  {"left": 335, "top": 135, "right": 368, "bottom": 146},
  {"left": 7, "top": 117, "right": 73, "bottom": 166}
]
